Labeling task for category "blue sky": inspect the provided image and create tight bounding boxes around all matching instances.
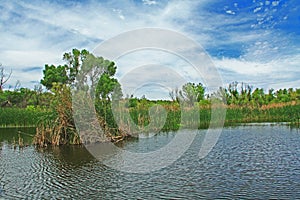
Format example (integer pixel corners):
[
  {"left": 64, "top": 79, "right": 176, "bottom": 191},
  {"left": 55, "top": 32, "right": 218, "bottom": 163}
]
[{"left": 0, "top": 0, "right": 299, "bottom": 96}]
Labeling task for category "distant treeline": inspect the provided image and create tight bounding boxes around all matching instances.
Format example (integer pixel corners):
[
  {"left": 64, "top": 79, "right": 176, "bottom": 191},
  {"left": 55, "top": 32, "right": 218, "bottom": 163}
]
[
  {"left": 0, "top": 86, "right": 52, "bottom": 108},
  {"left": 1, "top": 81, "right": 299, "bottom": 109},
  {"left": 214, "top": 82, "right": 300, "bottom": 107}
]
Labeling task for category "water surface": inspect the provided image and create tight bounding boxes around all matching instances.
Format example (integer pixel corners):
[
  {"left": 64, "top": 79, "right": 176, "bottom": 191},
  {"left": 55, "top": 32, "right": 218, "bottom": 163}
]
[{"left": 1, "top": 125, "right": 300, "bottom": 199}]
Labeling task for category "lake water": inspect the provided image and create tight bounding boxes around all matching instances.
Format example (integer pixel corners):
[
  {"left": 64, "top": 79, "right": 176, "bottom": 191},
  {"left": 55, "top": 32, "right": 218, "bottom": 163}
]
[{"left": 1, "top": 125, "right": 300, "bottom": 199}]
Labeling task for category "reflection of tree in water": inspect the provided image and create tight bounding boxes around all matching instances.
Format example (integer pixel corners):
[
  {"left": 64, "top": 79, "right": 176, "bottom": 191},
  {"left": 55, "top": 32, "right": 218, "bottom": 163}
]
[{"left": 38, "top": 145, "right": 96, "bottom": 169}]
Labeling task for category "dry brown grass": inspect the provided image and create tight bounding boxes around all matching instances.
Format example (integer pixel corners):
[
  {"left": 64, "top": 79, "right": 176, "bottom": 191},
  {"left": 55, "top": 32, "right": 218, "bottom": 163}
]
[{"left": 261, "top": 101, "right": 297, "bottom": 110}]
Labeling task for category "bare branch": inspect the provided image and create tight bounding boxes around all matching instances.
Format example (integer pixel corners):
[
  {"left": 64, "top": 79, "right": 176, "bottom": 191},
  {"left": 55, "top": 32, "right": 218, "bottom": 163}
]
[{"left": 0, "top": 64, "right": 12, "bottom": 91}]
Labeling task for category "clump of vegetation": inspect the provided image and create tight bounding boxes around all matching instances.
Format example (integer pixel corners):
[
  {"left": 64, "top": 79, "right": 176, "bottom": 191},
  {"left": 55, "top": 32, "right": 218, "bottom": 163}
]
[
  {"left": 34, "top": 49, "right": 124, "bottom": 147},
  {"left": 33, "top": 49, "right": 86, "bottom": 146},
  {"left": 34, "top": 83, "right": 79, "bottom": 146}
]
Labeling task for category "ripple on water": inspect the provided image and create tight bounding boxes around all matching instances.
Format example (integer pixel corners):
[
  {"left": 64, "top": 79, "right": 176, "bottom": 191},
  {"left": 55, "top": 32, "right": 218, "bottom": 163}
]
[{"left": 1, "top": 125, "right": 300, "bottom": 199}]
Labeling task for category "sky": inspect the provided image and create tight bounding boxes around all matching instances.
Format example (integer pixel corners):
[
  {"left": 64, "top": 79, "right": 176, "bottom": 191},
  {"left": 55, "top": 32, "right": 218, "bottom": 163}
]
[{"left": 0, "top": 0, "right": 299, "bottom": 98}]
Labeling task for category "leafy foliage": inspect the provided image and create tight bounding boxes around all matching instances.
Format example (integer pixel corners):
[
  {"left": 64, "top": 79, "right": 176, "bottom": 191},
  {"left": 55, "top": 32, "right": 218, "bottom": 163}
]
[
  {"left": 180, "top": 82, "right": 205, "bottom": 106},
  {"left": 214, "top": 82, "right": 300, "bottom": 107},
  {"left": 0, "top": 86, "right": 52, "bottom": 108},
  {"left": 41, "top": 65, "right": 68, "bottom": 90},
  {"left": 37, "top": 49, "right": 123, "bottom": 146},
  {"left": 169, "top": 82, "right": 205, "bottom": 106}
]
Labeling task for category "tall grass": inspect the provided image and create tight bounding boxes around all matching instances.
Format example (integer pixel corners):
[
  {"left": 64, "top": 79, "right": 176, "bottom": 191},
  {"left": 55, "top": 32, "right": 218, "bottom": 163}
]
[
  {"left": 1, "top": 99, "right": 299, "bottom": 146},
  {"left": 0, "top": 107, "right": 48, "bottom": 127},
  {"left": 33, "top": 84, "right": 81, "bottom": 147},
  {"left": 117, "top": 102, "right": 300, "bottom": 132},
  {"left": 112, "top": 104, "right": 212, "bottom": 132},
  {"left": 225, "top": 104, "right": 300, "bottom": 125}
]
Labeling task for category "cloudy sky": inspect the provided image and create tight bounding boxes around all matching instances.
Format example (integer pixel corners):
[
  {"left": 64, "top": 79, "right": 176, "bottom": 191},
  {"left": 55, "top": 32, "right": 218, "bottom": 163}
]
[{"left": 0, "top": 0, "right": 299, "bottom": 97}]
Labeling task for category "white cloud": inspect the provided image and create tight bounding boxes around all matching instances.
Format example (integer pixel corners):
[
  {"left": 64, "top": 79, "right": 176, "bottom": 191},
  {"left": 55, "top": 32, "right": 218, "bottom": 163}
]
[
  {"left": 1, "top": 50, "right": 61, "bottom": 67},
  {"left": 0, "top": 0, "right": 298, "bottom": 93},
  {"left": 1, "top": 0, "right": 203, "bottom": 89},
  {"left": 8, "top": 69, "right": 43, "bottom": 89},
  {"left": 254, "top": 7, "right": 262, "bottom": 13},
  {"left": 226, "top": 10, "right": 236, "bottom": 15},
  {"left": 142, "top": 0, "right": 157, "bottom": 6},
  {"left": 272, "top": 1, "right": 280, "bottom": 6},
  {"left": 213, "top": 53, "right": 300, "bottom": 90}
]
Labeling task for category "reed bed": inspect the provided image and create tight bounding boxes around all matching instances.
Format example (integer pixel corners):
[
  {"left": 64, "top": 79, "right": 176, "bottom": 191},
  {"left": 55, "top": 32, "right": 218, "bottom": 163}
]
[
  {"left": 225, "top": 104, "right": 300, "bottom": 124},
  {"left": 33, "top": 84, "right": 81, "bottom": 147},
  {"left": 0, "top": 107, "right": 48, "bottom": 127},
  {"left": 2, "top": 100, "right": 299, "bottom": 147},
  {"left": 1, "top": 103, "right": 299, "bottom": 132},
  {"left": 115, "top": 102, "right": 300, "bottom": 132}
]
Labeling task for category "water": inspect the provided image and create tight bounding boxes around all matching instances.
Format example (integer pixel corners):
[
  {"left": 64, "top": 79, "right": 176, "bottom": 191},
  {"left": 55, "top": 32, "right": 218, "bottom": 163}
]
[{"left": 1, "top": 125, "right": 300, "bottom": 199}]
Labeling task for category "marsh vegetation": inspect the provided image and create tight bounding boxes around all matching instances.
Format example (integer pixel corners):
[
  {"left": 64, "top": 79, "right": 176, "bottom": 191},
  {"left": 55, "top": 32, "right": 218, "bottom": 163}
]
[{"left": 0, "top": 49, "right": 299, "bottom": 147}]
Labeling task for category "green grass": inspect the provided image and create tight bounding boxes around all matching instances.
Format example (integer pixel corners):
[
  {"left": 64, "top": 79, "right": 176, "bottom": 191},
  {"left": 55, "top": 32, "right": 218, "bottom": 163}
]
[
  {"left": 0, "top": 107, "right": 49, "bottom": 127},
  {"left": 1, "top": 103, "right": 299, "bottom": 132},
  {"left": 122, "top": 103, "right": 300, "bottom": 132},
  {"left": 225, "top": 104, "right": 300, "bottom": 124}
]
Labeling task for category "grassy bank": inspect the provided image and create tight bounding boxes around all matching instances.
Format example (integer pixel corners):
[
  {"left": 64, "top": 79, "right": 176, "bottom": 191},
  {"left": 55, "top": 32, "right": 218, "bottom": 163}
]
[
  {"left": 225, "top": 103, "right": 300, "bottom": 124},
  {"left": 102, "top": 102, "right": 300, "bottom": 132},
  {"left": 1, "top": 102, "right": 299, "bottom": 130}
]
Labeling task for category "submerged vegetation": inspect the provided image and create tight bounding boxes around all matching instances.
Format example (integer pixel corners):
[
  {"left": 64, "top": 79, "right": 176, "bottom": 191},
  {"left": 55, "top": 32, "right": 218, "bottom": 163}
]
[{"left": 0, "top": 49, "right": 299, "bottom": 147}]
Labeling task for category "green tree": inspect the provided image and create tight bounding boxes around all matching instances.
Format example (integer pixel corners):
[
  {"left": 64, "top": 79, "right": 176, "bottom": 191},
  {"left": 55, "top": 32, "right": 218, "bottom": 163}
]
[
  {"left": 239, "top": 82, "right": 252, "bottom": 105},
  {"left": 275, "top": 89, "right": 290, "bottom": 102},
  {"left": 41, "top": 49, "right": 90, "bottom": 90},
  {"left": 265, "top": 88, "right": 275, "bottom": 103},
  {"left": 251, "top": 88, "right": 265, "bottom": 106},
  {"left": 227, "top": 81, "right": 239, "bottom": 104},
  {"left": 40, "top": 64, "right": 68, "bottom": 90},
  {"left": 95, "top": 59, "right": 122, "bottom": 98},
  {"left": 296, "top": 89, "right": 300, "bottom": 100},
  {"left": 180, "top": 82, "right": 205, "bottom": 106},
  {"left": 37, "top": 49, "right": 123, "bottom": 146}
]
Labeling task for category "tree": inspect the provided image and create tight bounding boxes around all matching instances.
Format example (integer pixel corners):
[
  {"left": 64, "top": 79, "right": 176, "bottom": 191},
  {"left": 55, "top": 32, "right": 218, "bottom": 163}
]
[
  {"left": 0, "top": 64, "right": 12, "bottom": 92},
  {"left": 239, "top": 82, "right": 252, "bottom": 105},
  {"left": 227, "top": 81, "right": 239, "bottom": 104},
  {"left": 41, "top": 49, "right": 90, "bottom": 90},
  {"left": 265, "top": 88, "right": 275, "bottom": 103},
  {"left": 180, "top": 82, "right": 205, "bottom": 106},
  {"left": 213, "top": 87, "right": 228, "bottom": 104},
  {"left": 95, "top": 74, "right": 121, "bottom": 101},
  {"left": 295, "top": 89, "right": 300, "bottom": 100},
  {"left": 169, "top": 87, "right": 180, "bottom": 102},
  {"left": 40, "top": 64, "right": 68, "bottom": 90},
  {"left": 80, "top": 53, "right": 122, "bottom": 99},
  {"left": 251, "top": 88, "right": 265, "bottom": 106},
  {"left": 37, "top": 49, "right": 123, "bottom": 146},
  {"left": 275, "top": 89, "right": 290, "bottom": 102},
  {"left": 63, "top": 49, "right": 89, "bottom": 86}
]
